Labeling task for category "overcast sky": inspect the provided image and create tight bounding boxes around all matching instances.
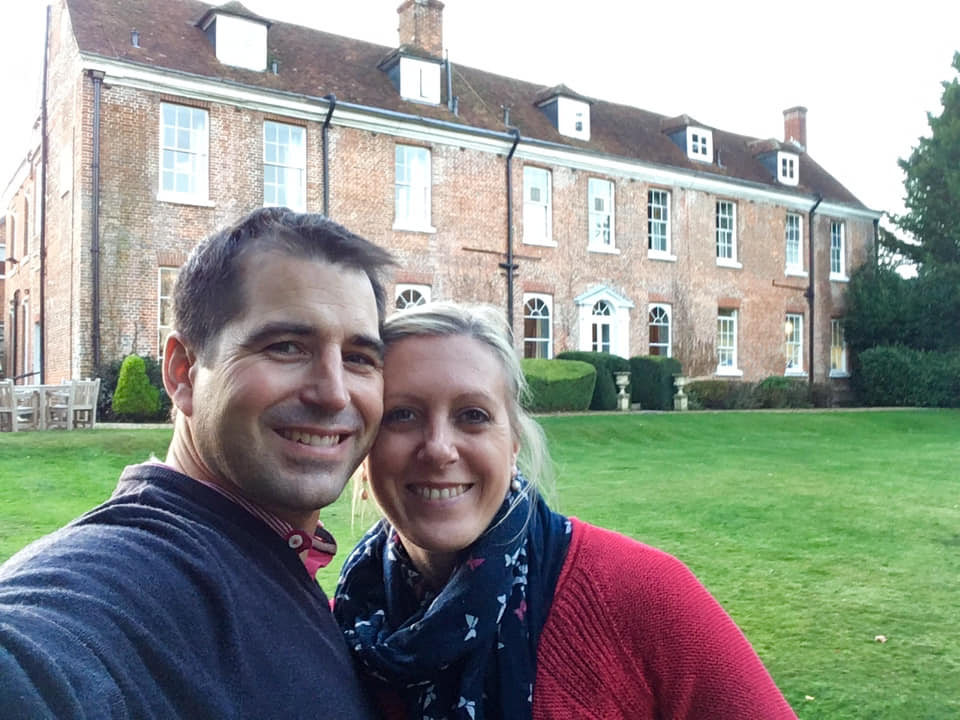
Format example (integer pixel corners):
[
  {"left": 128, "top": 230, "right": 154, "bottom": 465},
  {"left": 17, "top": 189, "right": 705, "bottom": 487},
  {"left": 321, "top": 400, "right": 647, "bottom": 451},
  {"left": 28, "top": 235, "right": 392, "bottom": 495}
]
[{"left": 3, "top": 0, "right": 959, "bottom": 224}]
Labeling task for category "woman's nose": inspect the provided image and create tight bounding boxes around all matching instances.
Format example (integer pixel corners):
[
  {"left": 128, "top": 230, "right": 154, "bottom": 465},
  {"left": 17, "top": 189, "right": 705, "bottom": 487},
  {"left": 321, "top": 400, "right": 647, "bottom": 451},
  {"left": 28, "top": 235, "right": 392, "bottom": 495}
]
[{"left": 417, "top": 421, "right": 458, "bottom": 466}]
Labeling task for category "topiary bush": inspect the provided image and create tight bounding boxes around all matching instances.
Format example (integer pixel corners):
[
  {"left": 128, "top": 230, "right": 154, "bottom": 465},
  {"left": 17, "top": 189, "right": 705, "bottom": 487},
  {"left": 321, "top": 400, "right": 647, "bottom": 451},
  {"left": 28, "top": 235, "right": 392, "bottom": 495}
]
[
  {"left": 112, "top": 354, "right": 161, "bottom": 421},
  {"left": 521, "top": 358, "right": 596, "bottom": 412},
  {"left": 96, "top": 354, "right": 171, "bottom": 422},
  {"left": 555, "top": 351, "right": 630, "bottom": 411},
  {"left": 629, "top": 356, "right": 682, "bottom": 410}
]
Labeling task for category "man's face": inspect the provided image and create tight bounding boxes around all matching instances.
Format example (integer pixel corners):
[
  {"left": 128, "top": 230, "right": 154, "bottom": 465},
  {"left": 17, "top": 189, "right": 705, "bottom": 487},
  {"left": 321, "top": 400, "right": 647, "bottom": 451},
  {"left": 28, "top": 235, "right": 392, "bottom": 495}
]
[{"left": 186, "top": 251, "right": 383, "bottom": 525}]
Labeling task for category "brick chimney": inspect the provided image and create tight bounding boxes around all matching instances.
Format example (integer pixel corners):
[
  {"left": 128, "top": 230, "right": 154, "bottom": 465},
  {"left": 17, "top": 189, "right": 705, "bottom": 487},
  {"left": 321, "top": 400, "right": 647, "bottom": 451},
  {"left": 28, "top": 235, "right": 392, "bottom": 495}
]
[
  {"left": 783, "top": 106, "right": 808, "bottom": 150},
  {"left": 397, "top": 0, "right": 444, "bottom": 57}
]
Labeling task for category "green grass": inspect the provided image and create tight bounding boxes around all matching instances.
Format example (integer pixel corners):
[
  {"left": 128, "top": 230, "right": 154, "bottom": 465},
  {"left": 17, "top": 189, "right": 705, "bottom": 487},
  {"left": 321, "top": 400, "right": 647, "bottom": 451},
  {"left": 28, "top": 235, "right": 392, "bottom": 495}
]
[{"left": 2, "top": 410, "right": 958, "bottom": 718}]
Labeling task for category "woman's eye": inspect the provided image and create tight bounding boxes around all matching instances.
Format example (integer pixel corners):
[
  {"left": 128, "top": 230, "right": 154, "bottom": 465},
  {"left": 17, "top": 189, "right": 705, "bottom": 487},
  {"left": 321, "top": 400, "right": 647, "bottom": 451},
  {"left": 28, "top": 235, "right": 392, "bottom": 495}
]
[
  {"left": 345, "top": 352, "right": 380, "bottom": 368},
  {"left": 459, "top": 408, "right": 490, "bottom": 424},
  {"left": 383, "top": 407, "right": 417, "bottom": 425}
]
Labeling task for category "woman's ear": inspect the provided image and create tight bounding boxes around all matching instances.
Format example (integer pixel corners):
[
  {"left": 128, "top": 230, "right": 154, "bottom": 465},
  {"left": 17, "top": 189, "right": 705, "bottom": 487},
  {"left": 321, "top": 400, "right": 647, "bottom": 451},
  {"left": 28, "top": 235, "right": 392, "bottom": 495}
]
[{"left": 163, "top": 332, "right": 197, "bottom": 417}]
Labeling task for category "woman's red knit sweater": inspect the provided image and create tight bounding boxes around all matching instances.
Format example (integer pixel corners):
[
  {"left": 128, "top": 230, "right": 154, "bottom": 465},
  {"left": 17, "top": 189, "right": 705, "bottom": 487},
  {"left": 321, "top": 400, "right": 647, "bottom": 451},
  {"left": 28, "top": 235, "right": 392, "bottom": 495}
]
[{"left": 532, "top": 519, "right": 797, "bottom": 719}]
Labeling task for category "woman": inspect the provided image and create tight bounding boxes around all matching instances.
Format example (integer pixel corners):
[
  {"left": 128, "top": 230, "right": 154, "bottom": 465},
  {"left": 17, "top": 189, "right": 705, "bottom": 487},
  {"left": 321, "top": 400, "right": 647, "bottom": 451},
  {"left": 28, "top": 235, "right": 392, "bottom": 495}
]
[{"left": 334, "top": 302, "right": 796, "bottom": 720}]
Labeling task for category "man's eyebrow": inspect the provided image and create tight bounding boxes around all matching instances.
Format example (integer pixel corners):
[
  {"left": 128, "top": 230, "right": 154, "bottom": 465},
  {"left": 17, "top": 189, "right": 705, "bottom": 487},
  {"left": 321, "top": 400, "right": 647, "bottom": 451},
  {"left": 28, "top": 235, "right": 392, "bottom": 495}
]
[
  {"left": 352, "top": 334, "right": 386, "bottom": 362},
  {"left": 239, "top": 322, "right": 315, "bottom": 349}
]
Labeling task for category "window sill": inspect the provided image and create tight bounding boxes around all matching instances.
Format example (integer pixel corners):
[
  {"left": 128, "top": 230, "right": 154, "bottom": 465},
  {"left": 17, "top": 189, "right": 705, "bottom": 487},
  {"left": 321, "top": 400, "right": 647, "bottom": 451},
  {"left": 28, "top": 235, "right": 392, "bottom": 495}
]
[
  {"left": 785, "top": 369, "right": 808, "bottom": 377},
  {"left": 588, "top": 244, "right": 620, "bottom": 255},
  {"left": 829, "top": 370, "right": 851, "bottom": 378},
  {"left": 522, "top": 238, "right": 558, "bottom": 248},
  {"left": 393, "top": 222, "right": 437, "bottom": 234},
  {"left": 716, "top": 258, "right": 743, "bottom": 269},
  {"left": 649, "top": 251, "right": 677, "bottom": 262},
  {"left": 785, "top": 268, "right": 808, "bottom": 278},
  {"left": 157, "top": 193, "right": 215, "bottom": 208},
  {"left": 715, "top": 367, "right": 743, "bottom": 377},
  {"left": 830, "top": 273, "right": 850, "bottom": 283}
]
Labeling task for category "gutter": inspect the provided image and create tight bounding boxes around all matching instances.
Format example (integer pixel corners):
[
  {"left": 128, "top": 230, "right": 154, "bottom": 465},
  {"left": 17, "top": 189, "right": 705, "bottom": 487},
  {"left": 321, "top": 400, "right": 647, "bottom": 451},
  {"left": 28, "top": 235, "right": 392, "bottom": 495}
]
[
  {"left": 805, "top": 193, "right": 823, "bottom": 385},
  {"left": 499, "top": 128, "right": 521, "bottom": 329},
  {"left": 39, "top": 5, "right": 50, "bottom": 383},
  {"left": 90, "top": 70, "right": 104, "bottom": 370},
  {"left": 321, "top": 94, "right": 336, "bottom": 216}
]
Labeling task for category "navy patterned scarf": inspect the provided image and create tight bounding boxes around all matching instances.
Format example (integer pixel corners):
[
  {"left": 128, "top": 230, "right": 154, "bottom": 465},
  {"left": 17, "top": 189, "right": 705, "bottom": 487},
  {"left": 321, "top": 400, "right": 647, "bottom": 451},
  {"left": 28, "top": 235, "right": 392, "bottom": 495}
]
[{"left": 334, "top": 478, "right": 571, "bottom": 720}]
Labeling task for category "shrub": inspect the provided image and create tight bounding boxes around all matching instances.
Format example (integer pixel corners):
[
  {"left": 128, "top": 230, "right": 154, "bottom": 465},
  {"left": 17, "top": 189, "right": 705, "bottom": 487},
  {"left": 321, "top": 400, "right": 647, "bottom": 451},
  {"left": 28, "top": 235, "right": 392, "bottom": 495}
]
[
  {"left": 754, "top": 376, "right": 813, "bottom": 409},
  {"left": 555, "top": 351, "right": 630, "bottom": 411},
  {"left": 96, "top": 355, "right": 171, "bottom": 422},
  {"left": 521, "top": 359, "right": 596, "bottom": 412},
  {"left": 686, "top": 380, "right": 757, "bottom": 410},
  {"left": 856, "top": 346, "right": 960, "bottom": 407},
  {"left": 112, "top": 355, "right": 161, "bottom": 420},
  {"left": 629, "top": 356, "right": 682, "bottom": 410}
]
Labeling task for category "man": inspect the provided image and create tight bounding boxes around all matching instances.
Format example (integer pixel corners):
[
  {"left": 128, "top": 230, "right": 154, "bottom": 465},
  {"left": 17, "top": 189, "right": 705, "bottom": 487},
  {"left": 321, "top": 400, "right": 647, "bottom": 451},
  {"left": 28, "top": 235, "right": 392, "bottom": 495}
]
[{"left": 0, "top": 208, "right": 393, "bottom": 718}]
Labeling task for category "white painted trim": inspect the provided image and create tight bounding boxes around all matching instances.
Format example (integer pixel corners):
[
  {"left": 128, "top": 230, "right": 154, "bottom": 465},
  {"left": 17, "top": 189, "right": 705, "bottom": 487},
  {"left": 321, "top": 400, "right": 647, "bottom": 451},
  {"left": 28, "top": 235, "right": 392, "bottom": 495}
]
[
  {"left": 648, "top": 251, "right": 677, "bottom": 262},
  {"left": 715, "top": 367, "right": 744, "bottom": 377},
  {"left": 587, "top": 245, "right": 621, "bottom": 255},
  {"left": 79, "top": 54, "right": 883, "bottom": 222},
  {"left": 716, "top": 258, "right": 743, "bottom": 270}
]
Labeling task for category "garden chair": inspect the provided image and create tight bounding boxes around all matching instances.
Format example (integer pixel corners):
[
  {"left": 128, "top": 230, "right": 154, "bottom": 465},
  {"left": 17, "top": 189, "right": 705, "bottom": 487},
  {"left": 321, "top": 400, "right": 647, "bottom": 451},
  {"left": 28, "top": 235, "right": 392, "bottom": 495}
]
[
  {"left": 46, "top": 378, "right": 101, "bottom": 430},
  {"left": 0, "top": 379, "right": 17, "bottom": 432}
]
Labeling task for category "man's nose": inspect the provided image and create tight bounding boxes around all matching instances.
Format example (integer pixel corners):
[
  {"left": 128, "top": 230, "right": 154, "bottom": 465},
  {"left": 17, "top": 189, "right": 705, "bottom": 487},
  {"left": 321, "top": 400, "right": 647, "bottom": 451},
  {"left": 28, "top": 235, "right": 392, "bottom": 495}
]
[{"left": 301, "top": 348, "right": 350, "bottom": 411}]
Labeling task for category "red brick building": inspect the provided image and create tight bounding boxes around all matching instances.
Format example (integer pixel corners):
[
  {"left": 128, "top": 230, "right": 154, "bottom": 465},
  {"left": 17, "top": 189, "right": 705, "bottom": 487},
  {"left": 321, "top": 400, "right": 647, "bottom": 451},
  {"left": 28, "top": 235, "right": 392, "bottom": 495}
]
[{"left": 2, "top": 0, "right": 878, "bottom": 388}]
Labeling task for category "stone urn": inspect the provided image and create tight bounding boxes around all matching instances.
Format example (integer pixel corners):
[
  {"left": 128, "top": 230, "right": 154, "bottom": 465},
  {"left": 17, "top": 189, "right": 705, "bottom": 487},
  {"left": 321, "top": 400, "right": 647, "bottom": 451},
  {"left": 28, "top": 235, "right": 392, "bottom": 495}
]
[
  {"left": 673, "top": 374, "right": 688, "bottom": 411},
  {"left": 614, "top": 371, "right": 631, "bottom": 411}
]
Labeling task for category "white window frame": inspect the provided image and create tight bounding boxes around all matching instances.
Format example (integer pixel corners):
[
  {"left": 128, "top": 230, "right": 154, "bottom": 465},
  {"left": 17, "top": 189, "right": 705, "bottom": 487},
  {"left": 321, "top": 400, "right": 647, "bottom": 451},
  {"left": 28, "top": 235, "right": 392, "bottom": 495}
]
[
  {"left": 557, "top": 96, "right": 591, "bottom": 140},
  {"left": 158, "top": 267, "right": 179, "bottom": 357},
  {"left": 716, "top": 201, "right": 741, "bottom": 268},
  {"left": 777, "top": 151, "right": 799, "bottom": 186},
  {"left": 716, "top": 309, "right": 742, "bottom": 376},
  {"left": 785, "top": 313, "right": 805, "bottom": 376},
  {"left": 830, "top": 318, "right": 849, "bottom": 377},
  {"left": 587, "top": 178, "right": 616, "bottom": 252},
  {"left": 0, "top": 242, "right": 5, "bottom": 279},
  {"left": 399, "top": 56, "right": 442, "bottom": 105},
  {"left": 395, "top": 283, "right": 431, "bottom": 310},
  {"left": 830, "top": 221, "right": 848, "bottom": 280},
  {"left": 648, "top": 189, "right": 675, "bottom": 260},
  {"left": 648, "top": 303, "right": 672, "bottom": 357},
  {"left": 263, "top": 121, "right": 306, "bottom": 212},
  {"left": 785, "top": 213, "right": 805, "bottom": 276},
  {"left": 394, "top": 145, "right": 434, "bottom": 232},
  {"left": 523, "top": 166, "right": 553, "bottom": 246},
  {"left": 158, "top": 103, "right": 210, "bottom": 205},
  {"left": 686, "top": 127, "right": 713, "bottom": 162},
  {"left": 523, "top": 293, "right": 553, "bottom": 359},
  {"left": 590, "top": 300, "right": 613, "bottom": 354}
]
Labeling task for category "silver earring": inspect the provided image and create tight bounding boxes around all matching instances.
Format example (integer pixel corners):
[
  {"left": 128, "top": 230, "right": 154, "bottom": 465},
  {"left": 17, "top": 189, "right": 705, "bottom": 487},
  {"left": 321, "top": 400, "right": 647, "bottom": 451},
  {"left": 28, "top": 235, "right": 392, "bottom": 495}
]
[{"left": 510, "top": 467, "right": 521, "bottom": 492}]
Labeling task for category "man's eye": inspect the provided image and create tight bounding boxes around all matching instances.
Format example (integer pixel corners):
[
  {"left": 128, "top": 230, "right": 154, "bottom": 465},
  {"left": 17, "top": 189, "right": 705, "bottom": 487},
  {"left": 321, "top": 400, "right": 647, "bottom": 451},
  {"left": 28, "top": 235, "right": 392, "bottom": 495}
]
[
  {"left": 266, "top": 341, "right": 302, "bottom": 355},
  {"left": 382, "top": 407, "right": 416, "bottom": 425},
  {"left": 459, "top": 408, "right": 490, "bottom": 424}
]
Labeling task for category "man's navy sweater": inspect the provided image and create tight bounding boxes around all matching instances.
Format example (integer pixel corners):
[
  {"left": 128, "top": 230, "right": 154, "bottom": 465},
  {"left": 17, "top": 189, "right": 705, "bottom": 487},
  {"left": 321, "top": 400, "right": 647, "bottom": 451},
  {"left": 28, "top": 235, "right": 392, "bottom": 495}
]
[{"left": 0, "top": 464, "right": 378, "bottom": 719}]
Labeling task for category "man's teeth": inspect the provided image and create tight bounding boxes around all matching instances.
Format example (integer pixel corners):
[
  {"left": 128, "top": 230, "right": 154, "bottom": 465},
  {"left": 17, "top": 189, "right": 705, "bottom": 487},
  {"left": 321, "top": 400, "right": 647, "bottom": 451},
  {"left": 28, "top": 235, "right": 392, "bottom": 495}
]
[
  {"left": 282, "top": 430, "right": 340, "bottom": 446},
  {"left": 412, "top": 485, "right": 469, "bottom": 500}
]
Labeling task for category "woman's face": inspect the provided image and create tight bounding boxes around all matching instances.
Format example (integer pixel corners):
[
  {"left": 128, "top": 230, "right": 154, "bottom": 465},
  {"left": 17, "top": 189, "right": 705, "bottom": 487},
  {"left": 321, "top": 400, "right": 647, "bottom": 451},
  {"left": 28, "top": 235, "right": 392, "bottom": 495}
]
[{"left": 367, "top": 334, "right": 518, "bottom": 584}]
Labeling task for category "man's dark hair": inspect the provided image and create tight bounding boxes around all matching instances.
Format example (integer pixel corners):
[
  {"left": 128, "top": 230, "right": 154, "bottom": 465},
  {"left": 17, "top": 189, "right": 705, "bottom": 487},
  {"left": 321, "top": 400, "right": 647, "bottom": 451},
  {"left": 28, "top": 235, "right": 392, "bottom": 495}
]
[{"left": 173, "top": 207, "right": 394, "bottom": 360}]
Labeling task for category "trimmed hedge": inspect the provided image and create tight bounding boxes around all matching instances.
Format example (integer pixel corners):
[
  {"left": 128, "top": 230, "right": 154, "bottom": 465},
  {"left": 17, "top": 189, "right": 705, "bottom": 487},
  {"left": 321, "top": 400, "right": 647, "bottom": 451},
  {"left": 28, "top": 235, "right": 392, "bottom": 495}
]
[
  {"left": 521, "top": 359, "right": 596, "bottom": 412},
  {"left": 630, "top": 356, "right": 682, "bottom": 410},
  {"left": 856, "top": 345, "right": 960, "bottom": 407},
  {"left": 96, "top": 355, "right": 171, "bottom": 422},
  {"left": 112, "top": 355, "right": 161, "bottom": 420},
  {"left": 685, "top": 378, "right": 833, "bottom": 410},
  {"left": 555, "top": 351, "right": 630, "bottom": 410}
]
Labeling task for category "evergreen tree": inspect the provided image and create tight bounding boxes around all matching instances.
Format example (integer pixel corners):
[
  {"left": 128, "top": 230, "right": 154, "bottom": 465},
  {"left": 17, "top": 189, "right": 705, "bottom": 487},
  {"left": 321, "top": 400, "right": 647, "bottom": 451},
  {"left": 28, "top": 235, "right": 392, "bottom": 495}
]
[{"left": 890, "top": 52, "right": 960, "bottom": 267}]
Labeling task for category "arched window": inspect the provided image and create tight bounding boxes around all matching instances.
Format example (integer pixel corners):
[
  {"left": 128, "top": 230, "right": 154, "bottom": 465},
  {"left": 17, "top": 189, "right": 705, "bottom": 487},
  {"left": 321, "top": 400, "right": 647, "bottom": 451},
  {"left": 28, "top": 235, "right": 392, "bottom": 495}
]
[
  {"left": 591, "top": 300, "right": 613, "bottom": 353},
  {"left": 523, "top": 294, "right": 552, "bottom": 359},
  {"left": 648, "top": 304, "right": 671, "bottom": 357},
  {"left": 395, "top": 283, "right": 431, "bottom": 310}
]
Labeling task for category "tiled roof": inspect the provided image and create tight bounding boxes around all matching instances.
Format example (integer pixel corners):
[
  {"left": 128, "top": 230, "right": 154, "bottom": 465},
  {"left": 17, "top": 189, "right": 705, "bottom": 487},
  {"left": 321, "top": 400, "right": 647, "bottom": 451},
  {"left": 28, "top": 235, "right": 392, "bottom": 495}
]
[{"left": 66, "top": 0, "right": 866, "bottom": 208}]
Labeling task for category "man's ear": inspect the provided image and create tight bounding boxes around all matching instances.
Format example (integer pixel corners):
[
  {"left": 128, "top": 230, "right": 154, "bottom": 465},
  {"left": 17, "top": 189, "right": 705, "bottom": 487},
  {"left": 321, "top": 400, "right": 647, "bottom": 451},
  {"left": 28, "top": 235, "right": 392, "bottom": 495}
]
[{"left": 163, "top": 332, "right": 198, "bottom": 417}]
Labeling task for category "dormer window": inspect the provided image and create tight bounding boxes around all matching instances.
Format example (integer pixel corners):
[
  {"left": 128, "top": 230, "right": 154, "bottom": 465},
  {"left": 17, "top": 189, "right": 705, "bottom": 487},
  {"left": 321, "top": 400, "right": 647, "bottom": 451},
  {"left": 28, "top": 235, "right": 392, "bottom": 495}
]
[
  {"left": 198, "top": 5, "right": 270, "bottom": 72},
  {"left": 535, "top": 86, "right": 592, "bottom": 141},
  {"left": 778, "top": 151, "right": 799, "bottom": 186},
  {"left": 686, "top": 127, "right": 713, "bottom": 162},
  {"left": 399, "top": 56, "right": 442, "bottom": 105}
]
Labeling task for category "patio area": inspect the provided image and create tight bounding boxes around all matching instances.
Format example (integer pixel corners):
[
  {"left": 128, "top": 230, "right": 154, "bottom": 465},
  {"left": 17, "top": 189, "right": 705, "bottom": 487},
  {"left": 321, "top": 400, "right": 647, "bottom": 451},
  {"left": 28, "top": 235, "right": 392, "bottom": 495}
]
[{"left": 0, "top": 378, "right": 100, "bottom": 431}]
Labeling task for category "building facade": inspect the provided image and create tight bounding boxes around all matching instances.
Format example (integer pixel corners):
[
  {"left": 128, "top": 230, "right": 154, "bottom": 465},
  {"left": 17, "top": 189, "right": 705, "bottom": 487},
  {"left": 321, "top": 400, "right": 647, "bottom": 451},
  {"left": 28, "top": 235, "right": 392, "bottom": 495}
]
[{"left": 2, "top": 0, "right": 878, "bottom": 388}]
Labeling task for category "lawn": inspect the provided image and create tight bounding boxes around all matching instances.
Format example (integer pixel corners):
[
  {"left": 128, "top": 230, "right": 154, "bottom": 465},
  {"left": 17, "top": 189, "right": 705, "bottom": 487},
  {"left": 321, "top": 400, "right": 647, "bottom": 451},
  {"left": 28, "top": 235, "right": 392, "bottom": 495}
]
[{"left": 1, "top": 410, "right": 958, "bottom": 718}]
